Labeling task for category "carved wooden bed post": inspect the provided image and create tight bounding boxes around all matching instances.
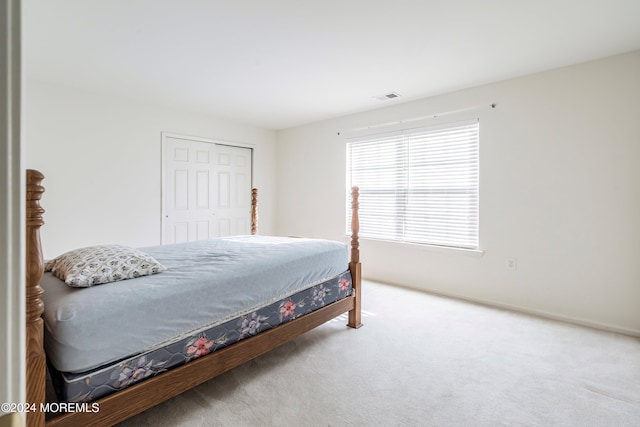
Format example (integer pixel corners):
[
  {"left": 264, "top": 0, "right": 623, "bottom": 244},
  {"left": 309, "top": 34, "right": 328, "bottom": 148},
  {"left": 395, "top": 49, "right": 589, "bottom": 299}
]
[
  {"left": 251, "top": 188, "right": 258, "bottom": 235},
  {"left": 348, "top": 186, "right": 362, "bottom": 329},
  {"left": 26, "top": 169, "right": 46, "bottom": 427}
]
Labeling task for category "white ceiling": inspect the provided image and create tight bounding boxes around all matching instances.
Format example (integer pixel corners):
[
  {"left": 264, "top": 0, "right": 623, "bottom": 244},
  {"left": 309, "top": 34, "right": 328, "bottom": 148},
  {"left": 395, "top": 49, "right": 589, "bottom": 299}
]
[{"left": 24, "top": 0, "right": 640, "bottom": 130}]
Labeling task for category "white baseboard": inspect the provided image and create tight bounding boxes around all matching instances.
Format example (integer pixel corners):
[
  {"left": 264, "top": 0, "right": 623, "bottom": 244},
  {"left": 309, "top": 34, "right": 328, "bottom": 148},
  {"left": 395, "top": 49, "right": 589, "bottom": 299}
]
[{"left": 368, "top": 279, "right": 640, "bottom": 337}]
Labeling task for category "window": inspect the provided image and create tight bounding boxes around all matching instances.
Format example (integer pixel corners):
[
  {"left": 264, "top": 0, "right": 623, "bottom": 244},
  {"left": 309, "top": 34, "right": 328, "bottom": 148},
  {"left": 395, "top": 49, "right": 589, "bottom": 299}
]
[{"left": 346, "top": 119, "right": 479, "bottom": 249}]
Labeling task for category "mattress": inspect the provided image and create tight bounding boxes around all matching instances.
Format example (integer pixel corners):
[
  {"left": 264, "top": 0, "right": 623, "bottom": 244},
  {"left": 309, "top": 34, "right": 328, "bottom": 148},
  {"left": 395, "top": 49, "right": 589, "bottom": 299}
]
[
  {"left": 48, "top": 270, "right": 353, "bottom": 403},
  {"left": 40, "top": 236, "right": 349, "bottom": 375}
]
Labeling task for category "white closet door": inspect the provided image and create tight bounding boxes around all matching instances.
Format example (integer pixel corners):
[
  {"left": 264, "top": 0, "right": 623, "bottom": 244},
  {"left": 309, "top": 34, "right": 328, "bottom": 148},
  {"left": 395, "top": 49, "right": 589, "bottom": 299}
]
[
  {"left": 212, "top": 144, "right": 253, "bottom": 237},
  {"left": 162, "top": 136, "right": 252, "bottom": 244}
]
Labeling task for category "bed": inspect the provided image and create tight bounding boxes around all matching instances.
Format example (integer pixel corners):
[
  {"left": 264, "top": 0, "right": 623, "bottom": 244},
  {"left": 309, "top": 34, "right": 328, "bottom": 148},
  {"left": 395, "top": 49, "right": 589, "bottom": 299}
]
[{"left": 25, "top": 169, "right": 362, "bottom": 427}]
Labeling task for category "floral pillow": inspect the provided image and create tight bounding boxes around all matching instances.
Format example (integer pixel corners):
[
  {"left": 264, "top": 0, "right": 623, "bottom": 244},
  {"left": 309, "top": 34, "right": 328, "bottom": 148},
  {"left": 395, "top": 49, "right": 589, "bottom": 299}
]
[{"left": 45, "top": 244, "right": 166, "bottom": 287}]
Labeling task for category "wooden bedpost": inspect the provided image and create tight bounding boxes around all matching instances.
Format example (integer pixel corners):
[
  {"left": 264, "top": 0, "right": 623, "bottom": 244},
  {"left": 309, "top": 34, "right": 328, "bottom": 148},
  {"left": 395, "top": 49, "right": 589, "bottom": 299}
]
[
  {"left": 347, "top": 186, "right": 362, "bottom": 329},
  {"left": 251, "top": 188, "right": 258, "bottom": 235},
  {"left": 26, "top": 169, "right": 46, "bottom": 427}
]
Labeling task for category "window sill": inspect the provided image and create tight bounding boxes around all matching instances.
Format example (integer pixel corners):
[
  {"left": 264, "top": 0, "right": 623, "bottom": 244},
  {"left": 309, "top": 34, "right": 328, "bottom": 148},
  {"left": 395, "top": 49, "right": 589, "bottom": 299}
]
[{"left": 353, "top": 236, "right": 485, "bottom": 257}]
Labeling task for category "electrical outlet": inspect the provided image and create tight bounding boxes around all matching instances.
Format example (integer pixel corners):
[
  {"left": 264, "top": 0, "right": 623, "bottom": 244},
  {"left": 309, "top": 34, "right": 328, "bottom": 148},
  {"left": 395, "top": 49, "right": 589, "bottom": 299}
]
[{"left": 506, "top": 257, "right": 517, "bottom": 271}]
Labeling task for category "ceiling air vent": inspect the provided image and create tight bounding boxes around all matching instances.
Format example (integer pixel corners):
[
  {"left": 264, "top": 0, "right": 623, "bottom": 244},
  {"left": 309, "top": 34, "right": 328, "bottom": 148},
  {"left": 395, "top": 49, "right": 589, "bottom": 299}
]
[{"left": 374, "top": 92, "right": 401, "bottom": 101}]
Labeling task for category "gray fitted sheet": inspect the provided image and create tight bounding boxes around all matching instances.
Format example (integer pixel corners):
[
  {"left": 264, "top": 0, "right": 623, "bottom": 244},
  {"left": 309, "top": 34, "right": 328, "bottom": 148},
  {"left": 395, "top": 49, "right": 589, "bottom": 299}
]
[{"left": 40, "top": 236, "right": 348, "bottom": 373}]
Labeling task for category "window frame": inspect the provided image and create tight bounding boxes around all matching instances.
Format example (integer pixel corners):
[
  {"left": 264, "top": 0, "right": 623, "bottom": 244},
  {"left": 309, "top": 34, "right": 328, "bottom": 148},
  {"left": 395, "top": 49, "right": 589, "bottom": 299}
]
[{"left": 346, "top": 119, "right": 480, "bottom": 250}]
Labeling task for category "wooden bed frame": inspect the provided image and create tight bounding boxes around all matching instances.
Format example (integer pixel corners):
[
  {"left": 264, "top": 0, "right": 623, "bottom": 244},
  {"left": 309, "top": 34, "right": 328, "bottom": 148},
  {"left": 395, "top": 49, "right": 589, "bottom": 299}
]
[{"left": 25, "top": 169, "right": 362, "bottom": 427}]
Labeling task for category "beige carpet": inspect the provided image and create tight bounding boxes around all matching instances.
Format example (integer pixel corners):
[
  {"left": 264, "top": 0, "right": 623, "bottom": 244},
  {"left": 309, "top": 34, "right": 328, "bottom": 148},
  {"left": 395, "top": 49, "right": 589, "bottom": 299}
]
[{"left": 118, "top": 281, "right": 640, "bottom": 426}]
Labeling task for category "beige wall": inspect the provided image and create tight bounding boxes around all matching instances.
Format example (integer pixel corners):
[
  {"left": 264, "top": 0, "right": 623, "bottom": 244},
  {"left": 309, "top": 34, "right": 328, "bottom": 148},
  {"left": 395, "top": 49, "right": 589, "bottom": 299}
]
[
  {"left": 276, "top": 51, "right": 640, "bottom": 335},
  {"left": 25, "top": 79, "right": 278, "bottom": 258}
]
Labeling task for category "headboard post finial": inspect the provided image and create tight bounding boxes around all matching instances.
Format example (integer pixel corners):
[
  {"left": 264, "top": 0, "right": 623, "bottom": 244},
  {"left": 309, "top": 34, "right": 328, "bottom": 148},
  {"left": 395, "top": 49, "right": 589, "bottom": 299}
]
[
  {"left": 26, "top": 169, "right": 46, "bottom": 427},
  {"left": 251, "top": 188, "right": 258, "bottom": 235},
  {"left": 26, "top": 169, "right": 45, "bottom": 319}
]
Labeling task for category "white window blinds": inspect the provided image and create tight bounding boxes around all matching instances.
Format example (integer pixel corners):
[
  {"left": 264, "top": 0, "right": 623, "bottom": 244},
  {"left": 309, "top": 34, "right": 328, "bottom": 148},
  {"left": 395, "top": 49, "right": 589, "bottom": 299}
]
[{"left": 346, "top": 119, "right": 479, "bottom": 249}]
